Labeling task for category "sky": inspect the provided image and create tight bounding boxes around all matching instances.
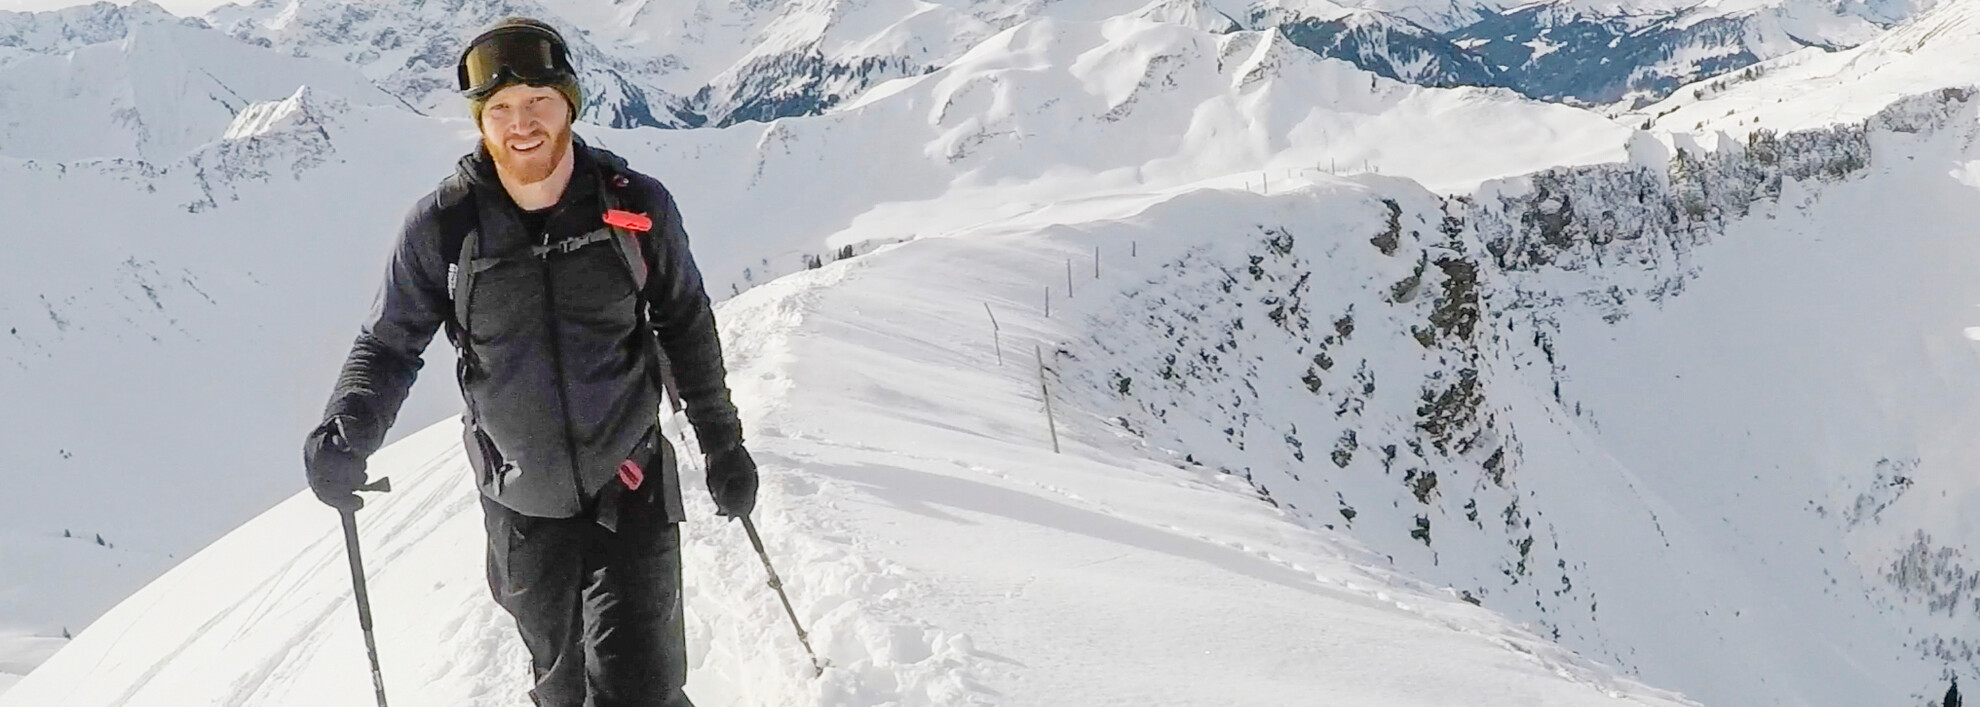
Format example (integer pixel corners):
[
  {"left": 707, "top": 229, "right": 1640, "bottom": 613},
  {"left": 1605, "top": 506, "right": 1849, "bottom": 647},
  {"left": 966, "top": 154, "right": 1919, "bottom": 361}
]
[{"left": 0, "top": 0, "right": 231, "bottom": 17}]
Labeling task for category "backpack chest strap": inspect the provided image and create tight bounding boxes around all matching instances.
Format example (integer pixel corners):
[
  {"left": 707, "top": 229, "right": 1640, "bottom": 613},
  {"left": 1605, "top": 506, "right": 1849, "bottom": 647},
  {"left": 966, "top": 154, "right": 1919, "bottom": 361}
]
[{"left": 530, "top": 229, "right": 621, "bottom": 259}]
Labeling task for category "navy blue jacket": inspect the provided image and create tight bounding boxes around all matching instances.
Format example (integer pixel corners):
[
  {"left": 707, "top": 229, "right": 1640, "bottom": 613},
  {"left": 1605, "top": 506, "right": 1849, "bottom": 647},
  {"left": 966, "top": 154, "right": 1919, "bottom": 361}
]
[{"left": 323, "top": 139, "right": 741, "bottom": 517}]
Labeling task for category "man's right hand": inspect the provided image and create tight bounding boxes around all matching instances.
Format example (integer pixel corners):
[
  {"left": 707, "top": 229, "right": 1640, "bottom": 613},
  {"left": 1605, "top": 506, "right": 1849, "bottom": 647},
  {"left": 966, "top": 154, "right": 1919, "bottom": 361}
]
[{"left": 305, "top": 417, "right": 370, "bottom": 511}]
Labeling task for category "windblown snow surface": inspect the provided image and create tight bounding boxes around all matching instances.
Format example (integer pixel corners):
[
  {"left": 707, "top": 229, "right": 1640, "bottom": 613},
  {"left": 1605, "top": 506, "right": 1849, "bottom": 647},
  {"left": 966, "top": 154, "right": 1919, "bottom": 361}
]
[{"left": 7, "top": 2, "right": 1980, "bottom": 706}]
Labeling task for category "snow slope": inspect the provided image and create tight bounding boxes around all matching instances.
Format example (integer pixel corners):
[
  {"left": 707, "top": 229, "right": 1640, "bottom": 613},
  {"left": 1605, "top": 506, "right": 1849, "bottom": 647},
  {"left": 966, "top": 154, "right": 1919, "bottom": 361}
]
[
  {"left": 0, "top": 176, "right": 1707, "bottom": 707},
  {"left": 0, "top": 0, "right": 1925, "bottom": 132},
  {"left": 0, "top": 15, "right": 402, "bottom": 162},
  {"left": 12, "top": 1, "right": 1980, "bottom": 705},
  {"left": 18, "top": 86, "right": 1980, "bottom": 703},
  {"left": 0, "top": 7, "right": 1637, "bottom": 690},
  {"left": 0, "top": 84, "right": 478, "bottom": 692},
  {"left": 13, "top": 82, "right": 1980, "bottom": 705},
  {"left": 1633, "top": 0, "right": 1980, "bottom": 133}
]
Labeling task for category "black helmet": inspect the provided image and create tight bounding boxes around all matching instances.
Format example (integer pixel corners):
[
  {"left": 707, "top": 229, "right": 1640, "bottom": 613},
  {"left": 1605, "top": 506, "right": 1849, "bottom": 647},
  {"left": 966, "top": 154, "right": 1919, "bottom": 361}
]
[{"left": 458, "top": 17, "right": 583, "bottom": 118}]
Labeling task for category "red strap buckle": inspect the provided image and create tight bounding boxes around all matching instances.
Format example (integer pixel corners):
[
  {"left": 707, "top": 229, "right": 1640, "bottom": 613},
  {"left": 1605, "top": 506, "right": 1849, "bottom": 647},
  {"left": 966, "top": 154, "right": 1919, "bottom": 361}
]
[
  {"left": 617, "top": 459, "right": 644, "bottom": 490},
  {"left": 604, "top": 209, "right": 652, "bottom": 233}
]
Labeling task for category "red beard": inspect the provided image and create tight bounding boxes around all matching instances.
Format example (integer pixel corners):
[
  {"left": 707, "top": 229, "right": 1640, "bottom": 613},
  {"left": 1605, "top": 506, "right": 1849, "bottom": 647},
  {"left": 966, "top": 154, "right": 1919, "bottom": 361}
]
[{"left": 487, "top": 119, "right": 571, "bottom": 185}]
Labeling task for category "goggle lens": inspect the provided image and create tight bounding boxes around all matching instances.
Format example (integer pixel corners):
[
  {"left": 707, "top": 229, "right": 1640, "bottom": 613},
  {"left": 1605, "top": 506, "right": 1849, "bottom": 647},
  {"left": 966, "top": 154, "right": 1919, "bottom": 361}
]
[{"left": 458, "top": 30, "right": 571, "bottom": 97}]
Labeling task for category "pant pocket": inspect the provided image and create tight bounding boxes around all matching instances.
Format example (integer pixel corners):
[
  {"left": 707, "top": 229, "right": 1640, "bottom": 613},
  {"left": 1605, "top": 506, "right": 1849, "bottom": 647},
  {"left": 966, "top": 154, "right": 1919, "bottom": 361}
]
[
  {"left": 463, "top": 420, "right": 506, "bottom": 492},
  {"left": 477, "top": 493, "right": 510, "bottom": 600},
  {"left": 657, "top": 433, "right": 683, "bottom": 523},
  {"left": 621, "top": 426, "right": 684, "bottom": 524},
  {"left": 479, "top": 493, "right": 543, "bottom": 601}
]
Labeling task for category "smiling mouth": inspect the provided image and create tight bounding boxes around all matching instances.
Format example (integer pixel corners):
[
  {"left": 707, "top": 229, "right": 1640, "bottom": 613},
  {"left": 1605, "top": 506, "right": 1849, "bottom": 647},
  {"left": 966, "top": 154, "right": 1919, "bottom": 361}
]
[{"left": 508, "top": 136, "right": 546, "bottom": 153}]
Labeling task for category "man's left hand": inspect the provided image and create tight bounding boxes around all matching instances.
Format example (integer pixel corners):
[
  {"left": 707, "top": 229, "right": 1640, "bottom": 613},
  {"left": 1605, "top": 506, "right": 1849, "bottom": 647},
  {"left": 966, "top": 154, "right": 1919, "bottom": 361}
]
[{"left": 706, "top": 444, "right": 758, "bottom": 518}]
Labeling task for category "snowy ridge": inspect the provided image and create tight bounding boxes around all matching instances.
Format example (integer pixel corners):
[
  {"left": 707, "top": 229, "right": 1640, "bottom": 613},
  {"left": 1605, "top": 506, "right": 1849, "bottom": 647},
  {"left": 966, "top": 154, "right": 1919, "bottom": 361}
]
[
  {"left": 574, "top": 12, "right": 1630, "bottom": 293},
  {"left": 0, "top": 0, "right": 1917, "bottom": 146},
  {"left": 1634, "top": 0, "right": 1980, "bottom": 133},
  {"left": 0, "top": 178, "right": 1708, "bottom": 706},
  {"left": 0, "top": 0, "right": 180, "bottom": 65},
  {"left": 1469, "top": 87, "right": 1980, "bottom": 702},
  {"left": 220, "top": 84, "right": 339, "bottom": 140},
  {"left": 1275, "top": 6, "right": 1499, "bottom": 87},
  {"left": 8, "top": 1, "right": 1980, "bottom": 704},
  {"left": 0, "top": 16, "right": 398, "bottom": 163},
  {"left": 0, "top": 412, "right": 985, "bottom": 706},
  {"left": 0, "top": 10, "right": 1635, "bottom": 692},
  {"left": 1449, "top": 0, "right": 1896, "bottom": 106},
  {"left": 0, "top": 90, "right": 477, "bottom": 693},
  {"left": 10, "top": 78, "right": 1980, "bottom": 705},
  {"left": 0, "top": 0, "right": 1885, "bottom": 139}
]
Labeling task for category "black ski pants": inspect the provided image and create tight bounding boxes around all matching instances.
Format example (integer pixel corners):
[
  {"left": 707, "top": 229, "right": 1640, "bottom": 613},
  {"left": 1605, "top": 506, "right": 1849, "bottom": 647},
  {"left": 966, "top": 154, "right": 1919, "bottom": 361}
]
[{"left": 479, "top": 480, "right": 694, "bottom": 707}]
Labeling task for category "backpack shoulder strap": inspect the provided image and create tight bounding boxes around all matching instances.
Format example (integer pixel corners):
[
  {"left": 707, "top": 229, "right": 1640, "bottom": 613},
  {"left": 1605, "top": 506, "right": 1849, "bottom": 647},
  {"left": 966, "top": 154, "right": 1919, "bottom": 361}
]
[
  {"left": 597, "top": 167, "right": 685, "bottom": 413},
  {"left": 599, "top": 170, "right": 651, "bottom": 292},
  {"left": 434, "top": 176, "right": 476, "bottom": 283},
  {"left": 431, "top": 176, "right": 480, "bottom": 358}
]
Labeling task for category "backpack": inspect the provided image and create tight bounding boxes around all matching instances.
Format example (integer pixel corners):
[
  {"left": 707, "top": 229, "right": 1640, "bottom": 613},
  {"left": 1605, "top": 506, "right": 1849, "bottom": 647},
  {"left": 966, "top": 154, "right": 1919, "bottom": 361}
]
[{"left": 431, "top": 168, "right": 685, "bottom": 417}]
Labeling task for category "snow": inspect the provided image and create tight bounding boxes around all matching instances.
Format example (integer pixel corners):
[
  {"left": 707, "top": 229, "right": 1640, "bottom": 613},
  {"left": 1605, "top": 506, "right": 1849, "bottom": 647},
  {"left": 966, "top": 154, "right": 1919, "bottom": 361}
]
[
  {"left": 7, "top": 0, "right": 1980, "bottom": 704},
  {"left": 0, "top": 175, "right": 1707, "bottom": 707},
  {"left": 1526, "top": 35, "right": 1564, "bottom": 58},
  {"left": 1634, "top": 0, "right": 1980, "bottom": 133},
  {"left": 0, "top": 18, "right": 399, "bottom": 162},
  {"left": 0, "top": 6, "right": 1641, "bottom": 696}
]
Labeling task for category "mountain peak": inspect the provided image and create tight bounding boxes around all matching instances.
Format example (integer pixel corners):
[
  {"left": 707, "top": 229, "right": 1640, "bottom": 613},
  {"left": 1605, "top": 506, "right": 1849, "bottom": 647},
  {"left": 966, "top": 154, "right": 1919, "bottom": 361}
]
[
  {"left": 222, "top": 84, "right": 346, "bottom": 140},
  {"left": 0, "top": 0, "right": 184, "bottom": 56}
]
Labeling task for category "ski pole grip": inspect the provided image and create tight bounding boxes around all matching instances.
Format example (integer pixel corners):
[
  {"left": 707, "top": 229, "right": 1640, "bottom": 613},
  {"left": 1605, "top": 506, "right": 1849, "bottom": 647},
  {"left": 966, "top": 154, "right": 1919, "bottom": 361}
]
[{"left": 359, "top": 477, "right": 392, "bottom": 494}]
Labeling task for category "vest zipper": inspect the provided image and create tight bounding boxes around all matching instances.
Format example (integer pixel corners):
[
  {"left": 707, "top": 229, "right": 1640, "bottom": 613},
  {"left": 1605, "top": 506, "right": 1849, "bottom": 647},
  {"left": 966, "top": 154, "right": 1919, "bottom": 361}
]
[{"left": 537, "top": 227, "right": 587, "bottom": 511}]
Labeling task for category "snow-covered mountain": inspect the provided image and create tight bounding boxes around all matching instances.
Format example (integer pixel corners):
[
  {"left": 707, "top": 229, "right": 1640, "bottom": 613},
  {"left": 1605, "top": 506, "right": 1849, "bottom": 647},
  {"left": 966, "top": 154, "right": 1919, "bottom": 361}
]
[
  {"left": 1054, "top": 86, "right": 1980, "bottom": 706},
  {"left": 0, "top": 192, "right": 1716, "bottom": 705},
  {"left": 1449, "top": 0, "right": 1880, "bottom": 106},
  {"left": 7, "top": 0, "right": 1980, "bottom": 705},
  {"left": 1631, "top": 0, "right": 1980, "bottom": 133},
  {"left": 1194, "top": 0, "right": 1920, "bottom": 106},
  {"left": 0, "top": 2, "right": 1636, "bottom": 693},
  {"left": 0, "top": 0, "right": 181, "bottom": 62},
  {"left": 0, "top": 0, "right": 1917, "bottom": 148},
  {"left": 0, "top": 16, "right": 403, "bottom": 163},
  {"left": 1272, "top": 6, "right": 1499, "bottom": 87}
]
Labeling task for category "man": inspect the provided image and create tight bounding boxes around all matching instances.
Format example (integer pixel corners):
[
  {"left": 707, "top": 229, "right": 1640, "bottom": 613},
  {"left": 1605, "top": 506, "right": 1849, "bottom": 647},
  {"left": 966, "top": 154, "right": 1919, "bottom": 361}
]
[{"left": 302, "top": 17, "right": 756, "bottom": 707}]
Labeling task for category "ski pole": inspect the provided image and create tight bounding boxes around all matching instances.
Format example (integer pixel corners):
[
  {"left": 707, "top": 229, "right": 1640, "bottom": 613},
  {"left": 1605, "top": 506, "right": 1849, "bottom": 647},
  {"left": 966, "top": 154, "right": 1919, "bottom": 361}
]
[
  {"left": 339, "top": 477, "right": 393, "bottom": 707},
  {"left": 740, "top": 515, "right": 824, "bottom": 677}
]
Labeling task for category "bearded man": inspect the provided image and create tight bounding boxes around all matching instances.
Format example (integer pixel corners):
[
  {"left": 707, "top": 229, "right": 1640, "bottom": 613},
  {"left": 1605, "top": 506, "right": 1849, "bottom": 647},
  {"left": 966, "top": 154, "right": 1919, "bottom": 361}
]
[{"left": 302, "top": 17, "right": 757, "bottom": 707}]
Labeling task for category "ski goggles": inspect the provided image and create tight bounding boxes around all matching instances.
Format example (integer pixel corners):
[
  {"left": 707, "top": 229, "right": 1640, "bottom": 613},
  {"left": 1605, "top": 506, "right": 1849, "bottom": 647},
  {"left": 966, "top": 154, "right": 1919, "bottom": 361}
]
[{"left": 456, "top": 26, "right": 575, "bottom": 100}]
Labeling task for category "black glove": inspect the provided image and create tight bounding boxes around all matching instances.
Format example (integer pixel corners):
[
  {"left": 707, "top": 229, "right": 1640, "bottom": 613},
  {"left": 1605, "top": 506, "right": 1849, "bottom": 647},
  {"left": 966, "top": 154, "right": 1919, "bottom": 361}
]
[
  {"left": 304, "top": 417, "right": 369, "bottom": 511},
  {"left": 705, "top": 444, "right": 758, "bottom": 518}
]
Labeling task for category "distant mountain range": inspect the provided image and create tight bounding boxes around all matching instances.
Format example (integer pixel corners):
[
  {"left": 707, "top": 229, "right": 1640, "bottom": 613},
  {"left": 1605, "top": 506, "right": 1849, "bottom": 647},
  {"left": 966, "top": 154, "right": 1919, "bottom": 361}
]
[{"left": 0, "top": 0, "right": 1933, "bottom": 145}]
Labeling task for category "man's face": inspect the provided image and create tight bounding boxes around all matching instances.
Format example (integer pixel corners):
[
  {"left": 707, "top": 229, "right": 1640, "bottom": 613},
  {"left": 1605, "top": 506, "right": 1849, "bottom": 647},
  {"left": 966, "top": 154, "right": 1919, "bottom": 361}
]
[{"left": 479, "top": 83, "right": 572, "bottom": 186}]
